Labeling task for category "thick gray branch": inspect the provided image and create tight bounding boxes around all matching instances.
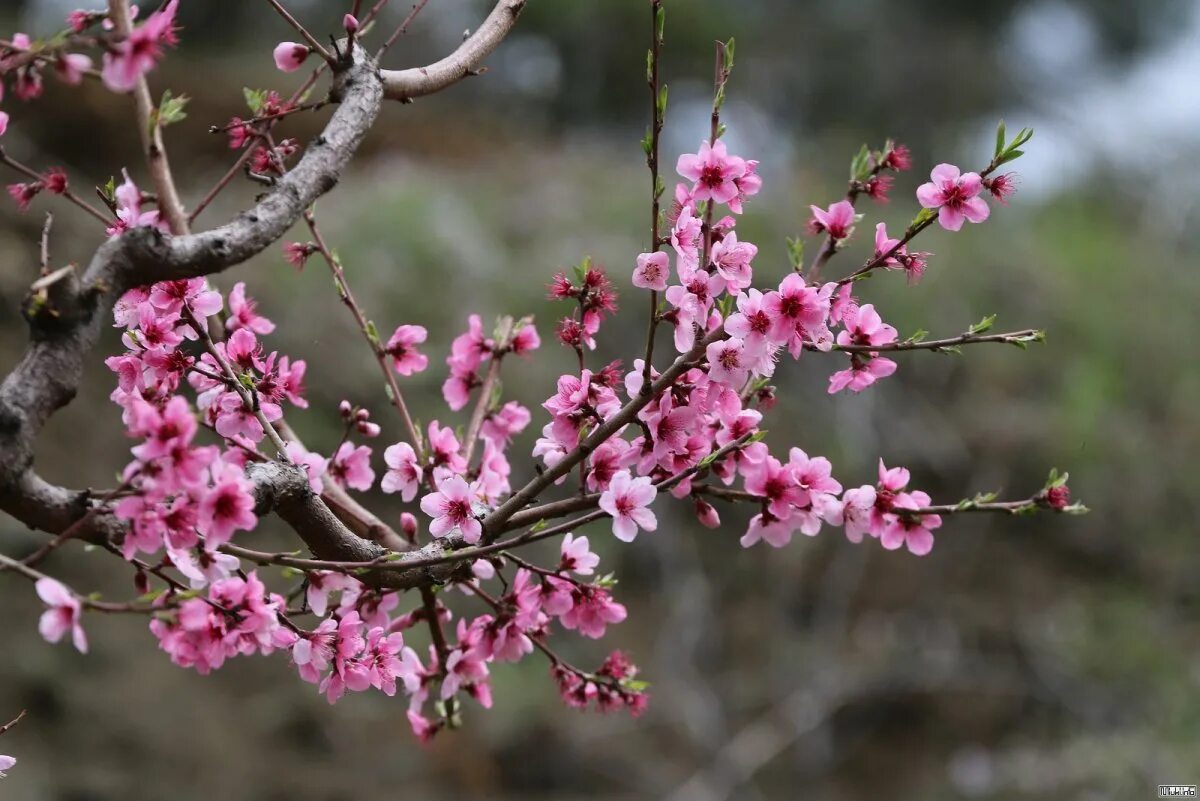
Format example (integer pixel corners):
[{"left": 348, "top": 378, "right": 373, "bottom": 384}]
[{"left": 380, "top": 0, "right": 525, "bottom": 101}]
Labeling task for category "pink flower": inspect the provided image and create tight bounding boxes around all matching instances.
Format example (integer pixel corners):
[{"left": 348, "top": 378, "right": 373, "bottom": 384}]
[
  {"left": 381, "top": 441, "right": 422, "bottom": 501},
  {"left": 36, "top": 577, "right": 87, "bottom": 653},
  {"left": 984, "top": 172, "right": 1018, "bottom": 205},
  {"left": 101, "top": 0, "right": 178, "bottom": 92},
  {"left": 916, "top": 163, "right": 990, "bottom": 231},
  {"left": 284, "top": 441, "right": 328, "bottom": 493},
  {"left": 560, "top": 585, "right": 627, "bottom": 639},
  {"left": 559, "top": 533, "right": 599, "bottom": 575},
  {"left": 728, "top": 159, "right": 762, "bottom": 214},
  {"left": 841, "top": 485, "right": 877, "bottom": 543},
  {"left": 328, "top": 443, "right": 375, "bottom": 492},
  {"left": 385, "top": 325, "right": 429, "bottom": 376},
  {"left": 282, "top": 241, "right": 312, "bottom": 269},
  {"left": 808, "top": 200, "right": 856, "bottom": 240},
  {"left": 480, "top": 401, "right": 530, "bottom": 446},
  {"left": 827, "top": 355, "right": 896, "bottom": 393},
  {"left": 0, "top": 755, "right": 15, "bottom": 777},
  {"left": 706, "top": 337, "right": 752, "bottom": 388},
  {"left": 420, "top": 476, "right": 482, "bottom": 543},
  {"left": 55, "top": 52, "right": 93, "bottom": 85},
  {"left": 836, "top": 303, "right": 897, "bottom": 349},
  {"left": 676, "top": 139, "right": 746, "bottom": 205},
  {"left": 36, "top": 577, "right": 87, "bottom": 652},
  {"left": 598, "top": 470, "right": 657, "bottom": 542},
  {"left": 633, "top": 251, "right": 669, "bottom": 291},
  {"left": 710, "top": 231, "right": 757, "bottom": 291},
  {"left": 0, "top": 111, "right": 9, "bottom": 138},
  {"left": 226, "top": 282, "right": 275, "bottom": 335},
  {"left": 273, "top": 42, "right": 310, "bottom": 72},
  {"left": 197, "top": 463, "right": 257, "bottom": 548},
  {"left": 882, "top": 491, "right": 941, "bottom": 555}
]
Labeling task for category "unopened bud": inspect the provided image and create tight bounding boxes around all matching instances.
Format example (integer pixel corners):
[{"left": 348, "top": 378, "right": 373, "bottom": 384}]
[{"left": 343, "top": 13, "right": 359, "bottom": 34}]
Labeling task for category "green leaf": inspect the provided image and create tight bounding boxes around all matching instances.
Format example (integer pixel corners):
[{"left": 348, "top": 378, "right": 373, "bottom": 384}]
[
  {"left": 849, "top": 143, "right": 871, "bottom": 181},
  {"left": 655, "top": 5, "right": 665, "bottom": 39},
  {"left": 530, "top": 519, "right": 549, "bottom": 533},
  {"left": 911, "top": 207, "right": 936, "bottom": 227},
  {"left": 151, "top": 89, "right": 189, "bottom": 134},
  {"left": 786, "top": 236, "right": 805, "bottom": 270},
  {"left": 645, "top": 49, "right": 653, "bottom": 83},
  {"left": 723, "top": 37, "right": 736, "bottom": 71},
  {"left": 657, "top": 84, "right": 669, "bottom": 117},
  {"left": 994, "top": 119, "right": 1006, "bottom": 158},
  {"left": 243, "top": 87, "right": 268, "bottom": 114},
  {"left": 968, "top": 314, "right": 996, "bottom": 335},
  {"left": 365, "top": 320, "right": 380, "bottom": 347},
  {"left": 641, "top": 128, "right": 653, "bottom": 157}
]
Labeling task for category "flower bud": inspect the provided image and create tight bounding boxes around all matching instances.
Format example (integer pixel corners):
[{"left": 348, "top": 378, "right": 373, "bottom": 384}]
[
  {"left": 694, "top": 498, "right": 720, "bottom": 528},
  {"left": 343, "top": 14, "right": 359, "bottom": 34}
]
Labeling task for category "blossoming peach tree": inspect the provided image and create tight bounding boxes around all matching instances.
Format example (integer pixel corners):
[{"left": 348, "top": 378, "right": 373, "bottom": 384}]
[{"left": 0, "top": 0, "right": 1086, "bottom": 768}]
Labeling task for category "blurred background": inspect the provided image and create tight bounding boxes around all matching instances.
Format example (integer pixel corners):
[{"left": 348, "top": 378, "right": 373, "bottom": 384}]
[{"left": 1, "top": 1, "right": 1198, "bottom": 799}]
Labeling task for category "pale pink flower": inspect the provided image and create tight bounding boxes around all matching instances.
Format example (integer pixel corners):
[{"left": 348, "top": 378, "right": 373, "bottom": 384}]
[
  {"left": 633, "top": 251, "right": 669, "bottom": 291},
  {"left": 710, "top": 231, "right": 757, "bottom": 291},
  {"left": 828, "top": 355, "right": 897, "bottom": 393},
  {"left": 883, "top": 491, "right": 941, "bottom": 555},
  {"left": 598, "top": 470, "right": 657, "bottom": 542},
  {"left": 55, "top": 52, "right": 93, "bottom": 85},
  {"left": 36, "top": 577, "right": 87, "bottom": 653},
  {"left": 0, "top": 755, "right": 15, "bottom": 777},
  {"left": 284, "top": 441, "right": 328, "bottom": 493},
  {"left": 840, "top": 485, "right": 877, "bottom": 543},
  {"left": 381, "top": 441, "right": 423, "bottom": 501},
  {"left": 420, "top": 476, "right": 482, "bottom": 543},
  {"left": 836, "top": 303, "right": 898, "bottom": 349},
  {"left": 916, "top": 163, "right": 990, "bottom": 231},
  {"left": 706, "top": 337, "right": 752, "bottom": 388},
  {"left": 101, "top": 0, "right": 178, "bottom": 92},
  {"left": 559, "top": 533, "right": 599, "bottom": 576}
]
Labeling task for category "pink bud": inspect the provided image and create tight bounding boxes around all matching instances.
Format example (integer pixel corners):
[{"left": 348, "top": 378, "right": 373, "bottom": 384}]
[
  {"left": 354, "top": 408, "right": 370, "bottom": 422},
  {"left": 694, "top": 499, "right": 720, "bottom": 529},
  {"left": 343, "top": 14, "right": 359, "bottom": 34},
  {"left": 400, "top": 512, "right": 418, "bottom": 543},
  {"left": 357, "top": 421, "right": 381, "bottom": 438},
  {"left": 338, "top": 400, "right": 353, "bottom": 418},
  {"left": 273, "top": 42, "right": 310, "bottom": 73}
]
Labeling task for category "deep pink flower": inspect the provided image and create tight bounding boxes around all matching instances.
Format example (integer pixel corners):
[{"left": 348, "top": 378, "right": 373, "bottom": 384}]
[
  {"left": 385, "top": 325, "right": 429, "bottom": 376},
  {"left": 328, "top": 443, "right": 375, "bottom": 492},
  {"left": 633, "top": 251, "right": 669, "bottom": 291},
  {"left": 984, "top": 172, "right": 1018, "bottom": 205},
  {"left": 916, "top": 163, "right": 990, "bottom": 231},
  {"left": 420, "top": 476, "right": 482, "bottom": 543},
  {"left": 598, "top": 470, "right": 657, "bottom": 542},
  {"left": 808, "top": 200, "right": 856, "bottom": 240},
  {"left": 36, "top": 577, "right": 87, "bottom": 653},
  {"left": 226, "top": 282, "right": 275, "bottom": 335},
  {"left": 197, "top": 463, "right": 257, "bottom": 548},
  {"left": 560, "top": 585, "right": 627, "bottom": 639},
  {"left": 676, "top": 139, "right": 746, "bottom": 205},
  {"left": 273, "top": 42, "right": 310, "bottom": 72}
]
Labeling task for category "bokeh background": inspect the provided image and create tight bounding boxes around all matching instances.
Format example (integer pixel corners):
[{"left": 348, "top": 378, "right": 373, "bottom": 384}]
[{"left": 1, "top": 1, "right": 1198, "bottom": 799}]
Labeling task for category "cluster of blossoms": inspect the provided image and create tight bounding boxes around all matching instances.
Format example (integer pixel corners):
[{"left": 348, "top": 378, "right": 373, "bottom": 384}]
[{"left": 4, "top": 1, "right": 1073, "bottom": 753}]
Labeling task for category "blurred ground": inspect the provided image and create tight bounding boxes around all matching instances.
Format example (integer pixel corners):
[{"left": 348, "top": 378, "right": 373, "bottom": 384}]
[{"left": 1, "top": 1, "right": 1199, "bottom": 800}]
